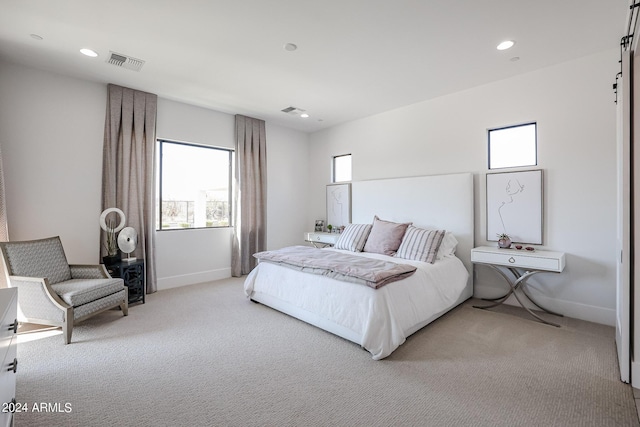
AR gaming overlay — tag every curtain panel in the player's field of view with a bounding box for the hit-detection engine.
[102,84,158,293]
[232,115,267,276]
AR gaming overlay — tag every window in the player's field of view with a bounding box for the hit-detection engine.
[488,122,537,169]
[333,154,352,182]
[157,140,233,230]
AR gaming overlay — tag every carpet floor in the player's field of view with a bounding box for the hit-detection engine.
[13,277,639,426]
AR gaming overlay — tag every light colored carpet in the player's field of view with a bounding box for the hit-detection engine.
[13,277,639,426]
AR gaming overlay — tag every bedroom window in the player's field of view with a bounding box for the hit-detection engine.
[333,154,352,182]
[488,122,537,169]
[156,139,233,230]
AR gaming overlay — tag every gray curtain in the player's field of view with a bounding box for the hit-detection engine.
[0,143,8,288]
[231,115,267,276]
[102,84,158,293]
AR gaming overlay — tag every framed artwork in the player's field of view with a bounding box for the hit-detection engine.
[315,220,324,232]
[326,183,351,230]
[486,169,543,244]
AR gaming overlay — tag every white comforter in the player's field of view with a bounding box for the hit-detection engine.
[244,248,469,359]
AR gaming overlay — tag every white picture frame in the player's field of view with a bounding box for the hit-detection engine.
[326,183,351,230]
[486,169,543,244]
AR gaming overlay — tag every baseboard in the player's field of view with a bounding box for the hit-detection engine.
[631,360,640,388]
[474,285,615,326]
[157,268,232,291]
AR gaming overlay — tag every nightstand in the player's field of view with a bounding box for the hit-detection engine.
[304,232,339,248]
[471,246,566,327]
[106,259,145,304]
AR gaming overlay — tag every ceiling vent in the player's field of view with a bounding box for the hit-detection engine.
[281,106,306,115]
[106,51,145,72]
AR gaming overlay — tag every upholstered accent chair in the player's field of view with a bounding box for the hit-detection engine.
[0,236,128,344]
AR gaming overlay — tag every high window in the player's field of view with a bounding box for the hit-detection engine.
[157,140,233,230]
[488,122,537,169]
[333,154,352,182]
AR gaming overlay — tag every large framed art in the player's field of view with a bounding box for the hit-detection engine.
[486,169,543,244]
[326,183,351,230]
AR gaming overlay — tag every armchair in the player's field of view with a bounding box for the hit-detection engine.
[0,236,128,344]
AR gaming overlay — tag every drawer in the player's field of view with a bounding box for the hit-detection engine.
[472,247,565,272]
[0,290,17,360]
[0,335,17,427]
[304,232,339,245]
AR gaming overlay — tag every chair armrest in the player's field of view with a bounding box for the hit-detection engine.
[69,264,110,279]
[8,275,70,321]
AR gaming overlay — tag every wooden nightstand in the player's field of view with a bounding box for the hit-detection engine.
[471,246,566,327]
[304,232,339,248]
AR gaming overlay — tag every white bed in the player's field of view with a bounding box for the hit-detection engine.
[244,173,474,359]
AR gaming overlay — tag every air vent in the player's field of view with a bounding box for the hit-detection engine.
[281,106,306,115]
[106,51,145,72]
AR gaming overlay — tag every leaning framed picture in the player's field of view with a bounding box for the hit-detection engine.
[486,169,543,244]
[326,183,351,230]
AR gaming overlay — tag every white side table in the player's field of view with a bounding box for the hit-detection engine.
[304,232,339,248]
[471,246,566,327]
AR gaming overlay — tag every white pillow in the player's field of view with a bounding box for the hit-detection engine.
[395,226,446,264]
[334,223,372,252]
[436,232,458,260]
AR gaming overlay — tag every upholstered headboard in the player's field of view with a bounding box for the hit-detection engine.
[351,173,474,294]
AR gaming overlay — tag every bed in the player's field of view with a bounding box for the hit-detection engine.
[244,173,474,359]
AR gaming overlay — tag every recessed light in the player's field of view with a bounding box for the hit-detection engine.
[300,113,309,118]
[510,56,520,62]
[497,40,515,50]
[284,43,297,52]
[80,48,98,57]
[30,34,43,41]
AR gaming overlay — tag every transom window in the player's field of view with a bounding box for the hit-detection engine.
[157,139,233,230]
[333,154,352,182]
[488,122,537,169]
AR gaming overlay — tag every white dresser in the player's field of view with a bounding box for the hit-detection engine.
[0,288,17,427]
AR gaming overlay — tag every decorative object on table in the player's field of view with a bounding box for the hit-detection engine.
[486,169,543,245]
[326,183,351,232]
[497,233,512,249]
[315,220,324,232]
[117,226,138,262]
[99,207,126,265]
[327,224,333,233]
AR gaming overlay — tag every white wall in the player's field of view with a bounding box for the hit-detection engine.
[308,49,619,325]
[0,60,310,290]
[0,62,106,262]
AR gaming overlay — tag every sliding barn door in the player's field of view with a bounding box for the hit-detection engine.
[616,50,631,384]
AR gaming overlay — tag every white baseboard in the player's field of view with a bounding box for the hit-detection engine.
[157,268,232,291]
[631,360,640,388]
[474,285,615,326]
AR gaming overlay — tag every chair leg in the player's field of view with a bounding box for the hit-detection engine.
[63,307,73,344]
[120,300,128,316]
[121,287,128,316]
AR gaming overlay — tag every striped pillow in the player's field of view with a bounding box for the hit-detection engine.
[395,226,446,264]
[334,223,372,252]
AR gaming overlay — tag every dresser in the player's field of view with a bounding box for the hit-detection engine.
[0,288,17,427]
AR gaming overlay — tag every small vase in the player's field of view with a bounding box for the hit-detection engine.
[498,238,512,249]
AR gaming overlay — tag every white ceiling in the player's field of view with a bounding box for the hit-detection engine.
[0,1,629,133]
